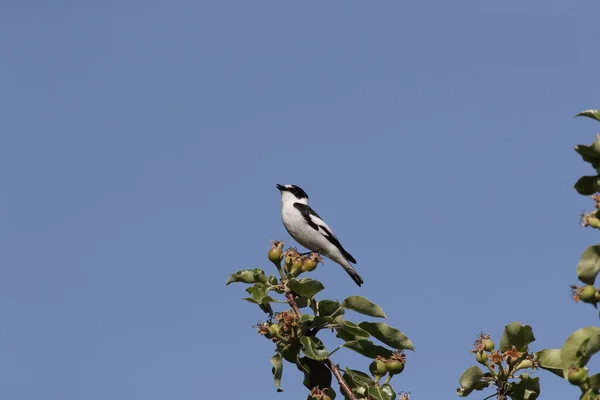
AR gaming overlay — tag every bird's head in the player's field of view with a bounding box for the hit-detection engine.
[276,184,309,205]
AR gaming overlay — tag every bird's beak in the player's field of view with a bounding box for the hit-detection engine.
[276,184,285,191]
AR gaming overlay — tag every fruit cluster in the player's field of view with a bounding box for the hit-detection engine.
[369,351,406,382]
[268,241,323,277]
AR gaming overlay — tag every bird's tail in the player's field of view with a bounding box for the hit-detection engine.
[341,259,364,287]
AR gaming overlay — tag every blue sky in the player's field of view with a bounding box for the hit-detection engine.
[2,1,600,399]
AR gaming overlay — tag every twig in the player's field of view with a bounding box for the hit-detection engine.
[326,359,357,400]
[275,265,285,280]
[284,292,357,400]
[481,393,498,400]
[286,293,302,318]
[328,344,344,357]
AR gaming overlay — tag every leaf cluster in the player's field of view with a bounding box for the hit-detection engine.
[226,242,414,399]
[457,110,600,400]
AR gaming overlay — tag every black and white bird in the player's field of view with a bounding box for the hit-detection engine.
[276,184,364,286]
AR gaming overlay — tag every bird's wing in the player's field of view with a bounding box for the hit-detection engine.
[293,203,357,263]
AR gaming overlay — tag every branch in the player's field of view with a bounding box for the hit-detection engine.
[481,393,498,400]
[285,293,357,400]
[326,358,357,400]
[286,293,302,318]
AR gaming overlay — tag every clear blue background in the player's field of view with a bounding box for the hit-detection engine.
[2,1,600,399]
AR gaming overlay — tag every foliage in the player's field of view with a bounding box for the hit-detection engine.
[227,242,414,400]
[229,109,600,399]
[456,325,540,399]
[456,110,600,400]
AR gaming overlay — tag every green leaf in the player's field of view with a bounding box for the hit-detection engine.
[341,296,387,318]
[296,356,332,390]
[342,369,371,400]
[575,110,600,122]
[581,388,598,400]
[577,245,600,285]
[277,341,301,364]
[456,366,485,397]
[246,283,268,302]
[252,268,268,282]
[380,384,396,400]
[336,329,360,342]
[574,176,600,196]
[342,339,393,358]
[358,322,414,351]
[367,384,396,400]
[499,322,535,352]
[270,353,283,392]
[295,296,310,309]
[575,144,599,159]
[334,316,370,338]
[344,368,374,386]
[318,300,343,317]
[244,283,275,309]
[259,302,274,316]
[242,296,275,305]
[560,326,600,376]
[312,315,333,327]
[366,387,384,400]
[270,286,285,294]
[300,336,329,361]
[287,278,325,297]
[574,135,600,172]
[226,270,256,285]
[299,314,316,331]
[225,268,268,285]
[366,386,385,400]
[509,376,539,400]
[534,348,564,378]
[589,373,600,389]
[322,388,337,400]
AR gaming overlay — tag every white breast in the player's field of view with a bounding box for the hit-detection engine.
[281,203,329,252]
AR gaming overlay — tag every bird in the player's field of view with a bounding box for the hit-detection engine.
[276,184,364,286]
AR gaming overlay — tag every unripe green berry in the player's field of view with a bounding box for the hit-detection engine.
[581,285,597,303]
[302,258,318,272]
[588,217,600,229]
[515,359,532,371]
[385,359,405,375]
[265,324,280,339]
[475,350,488,365]
[484,339,495,352]
[567,367,588,386]
[369,359,387,377]
[268,246,283,265]
[290,258,303,275]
